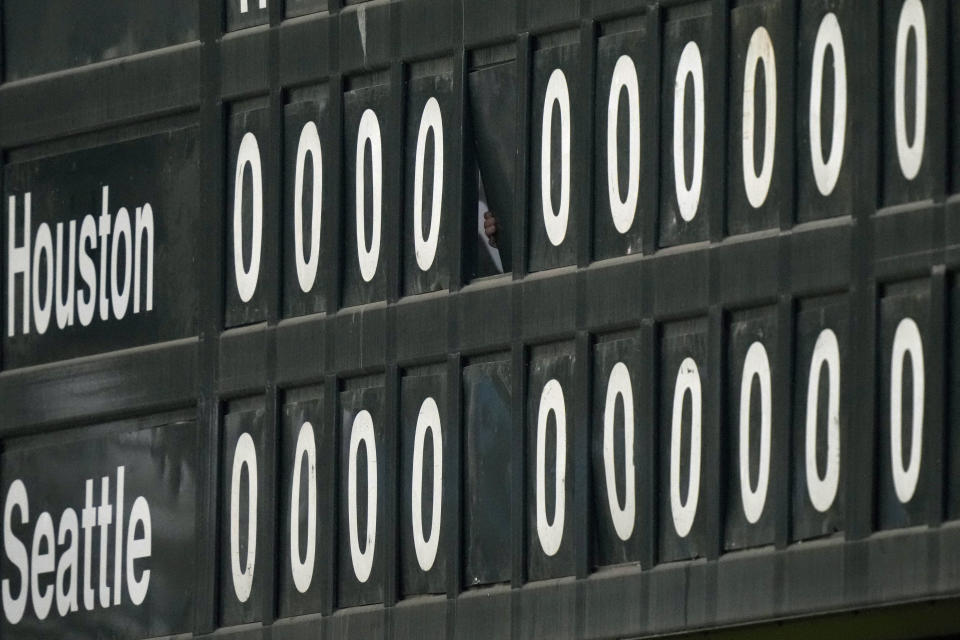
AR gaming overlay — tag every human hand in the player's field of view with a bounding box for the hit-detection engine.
[483,211,499,248]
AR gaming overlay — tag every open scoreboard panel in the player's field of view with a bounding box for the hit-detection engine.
[1,0,960,638]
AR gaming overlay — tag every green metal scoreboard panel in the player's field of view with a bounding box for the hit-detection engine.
[0,0,959,638]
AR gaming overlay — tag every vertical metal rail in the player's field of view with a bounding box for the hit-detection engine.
[195,0,226,635]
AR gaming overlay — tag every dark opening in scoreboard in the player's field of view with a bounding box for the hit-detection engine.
[1,1,960,639]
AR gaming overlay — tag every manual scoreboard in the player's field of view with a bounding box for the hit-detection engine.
[1,0,959,638]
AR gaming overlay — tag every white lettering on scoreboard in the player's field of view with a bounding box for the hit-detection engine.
[233,132,264,303]
[536,379,567,557]
[738,342,772,524]
[290,421,318,593]
[741,26,777,209]
[540,69,572,247]
[2,468,152,623]
[413,99,444,272]
[229,432,258,603]
[894,0,927,181]
[809,13,847,197]
[411,397,443,572]
[670,357,703,538]
[7,187,155,336]
[606,56,641,234]
[346,410,378,584]
[355,110,384,284]
[294,123,323,294]
[890,318,924,504]
[603,362,636,541]
[673,41,705,222]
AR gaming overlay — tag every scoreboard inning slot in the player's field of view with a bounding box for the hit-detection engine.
[0,0,958,639]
